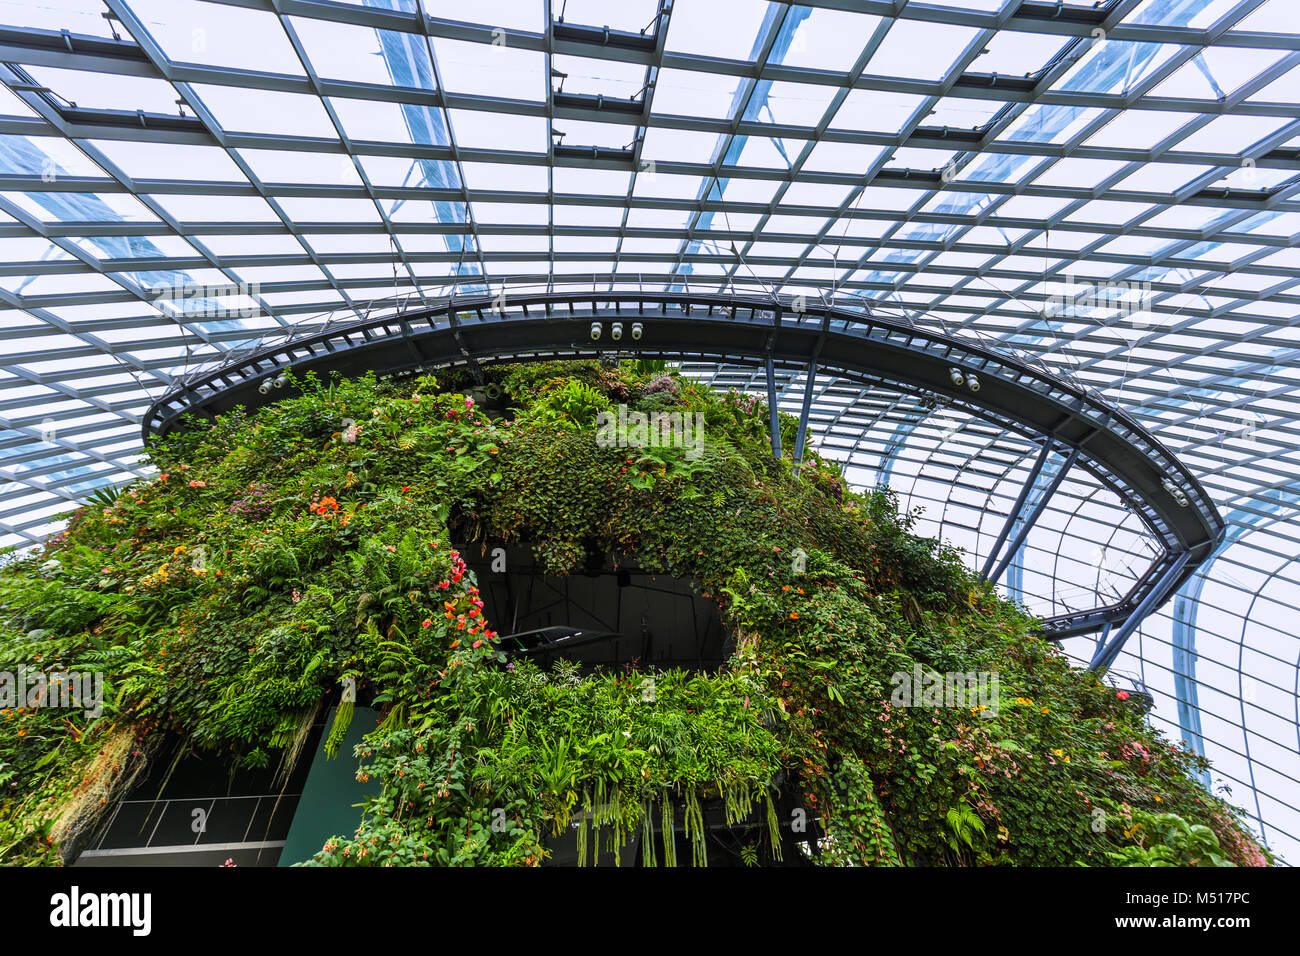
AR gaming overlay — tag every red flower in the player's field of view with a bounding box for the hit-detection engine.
[421,619,432,628]
[1117,690,1130,700]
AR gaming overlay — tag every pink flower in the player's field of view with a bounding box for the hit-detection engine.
[422,619,432,628]
[465,396,474,409]
[1117,690,1130,700]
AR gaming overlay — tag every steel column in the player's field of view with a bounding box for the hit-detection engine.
[1089,551,1193,671]
[987,444,1080,586]
[980,440,1055,580]
[793,357,817,470]
[765,354,782,459]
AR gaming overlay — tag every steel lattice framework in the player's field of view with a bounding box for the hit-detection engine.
[0,0,1297,858]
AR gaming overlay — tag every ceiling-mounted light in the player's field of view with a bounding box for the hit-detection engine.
[631,321,643,340]
[966,373,980,393]
[273,374,288,389]
[949,368,965,387]
[1162,477,1190,507]
[258,378,273,395]
[611,322,623,341]
[590,322,602,341]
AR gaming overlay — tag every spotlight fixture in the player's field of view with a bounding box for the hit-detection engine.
[273,374,288,389]
[611,322,623,341]
[590,322,602,341]
[631,321,643,340]
[1162,477,1190,507]
[258,378,273,395]
[949,367,965,387]
[966,373,980,393]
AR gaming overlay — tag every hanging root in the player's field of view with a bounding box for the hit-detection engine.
[684,788,707,867]
[272,700,322,790]
[765,789,783,862]
[661,794,676,867]
[641,798,657,868]
[323,698,354,759]
[48,723,150,864]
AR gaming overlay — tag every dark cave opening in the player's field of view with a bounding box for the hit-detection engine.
[457,542,729,673]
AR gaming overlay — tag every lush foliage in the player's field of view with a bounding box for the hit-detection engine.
[0,361,1270,866]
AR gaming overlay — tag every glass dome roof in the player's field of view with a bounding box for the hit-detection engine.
[0,0,1297,861]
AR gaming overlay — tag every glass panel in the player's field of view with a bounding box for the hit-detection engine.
[129,0,307,74]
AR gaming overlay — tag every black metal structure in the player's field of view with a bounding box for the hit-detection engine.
[142,289,1225,650]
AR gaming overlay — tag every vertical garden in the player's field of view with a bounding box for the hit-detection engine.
[0,361,1270,866]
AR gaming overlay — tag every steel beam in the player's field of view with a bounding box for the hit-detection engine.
[765,354,782,459]
[987,444,1080,586]
[1089,551,1193,672]
[980,439,1055,580]
[793,358,818,471]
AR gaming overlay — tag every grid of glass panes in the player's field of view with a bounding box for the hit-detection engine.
[1,0,1298,861]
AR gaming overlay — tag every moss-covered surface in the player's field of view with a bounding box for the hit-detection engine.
[0,361,1270,866]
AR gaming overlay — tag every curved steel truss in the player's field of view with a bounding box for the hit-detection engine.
[143,289,1225,647]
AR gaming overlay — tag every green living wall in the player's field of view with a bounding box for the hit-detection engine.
[0,361,1271,866]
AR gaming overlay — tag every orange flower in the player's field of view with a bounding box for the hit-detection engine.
[789,612,799,620]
